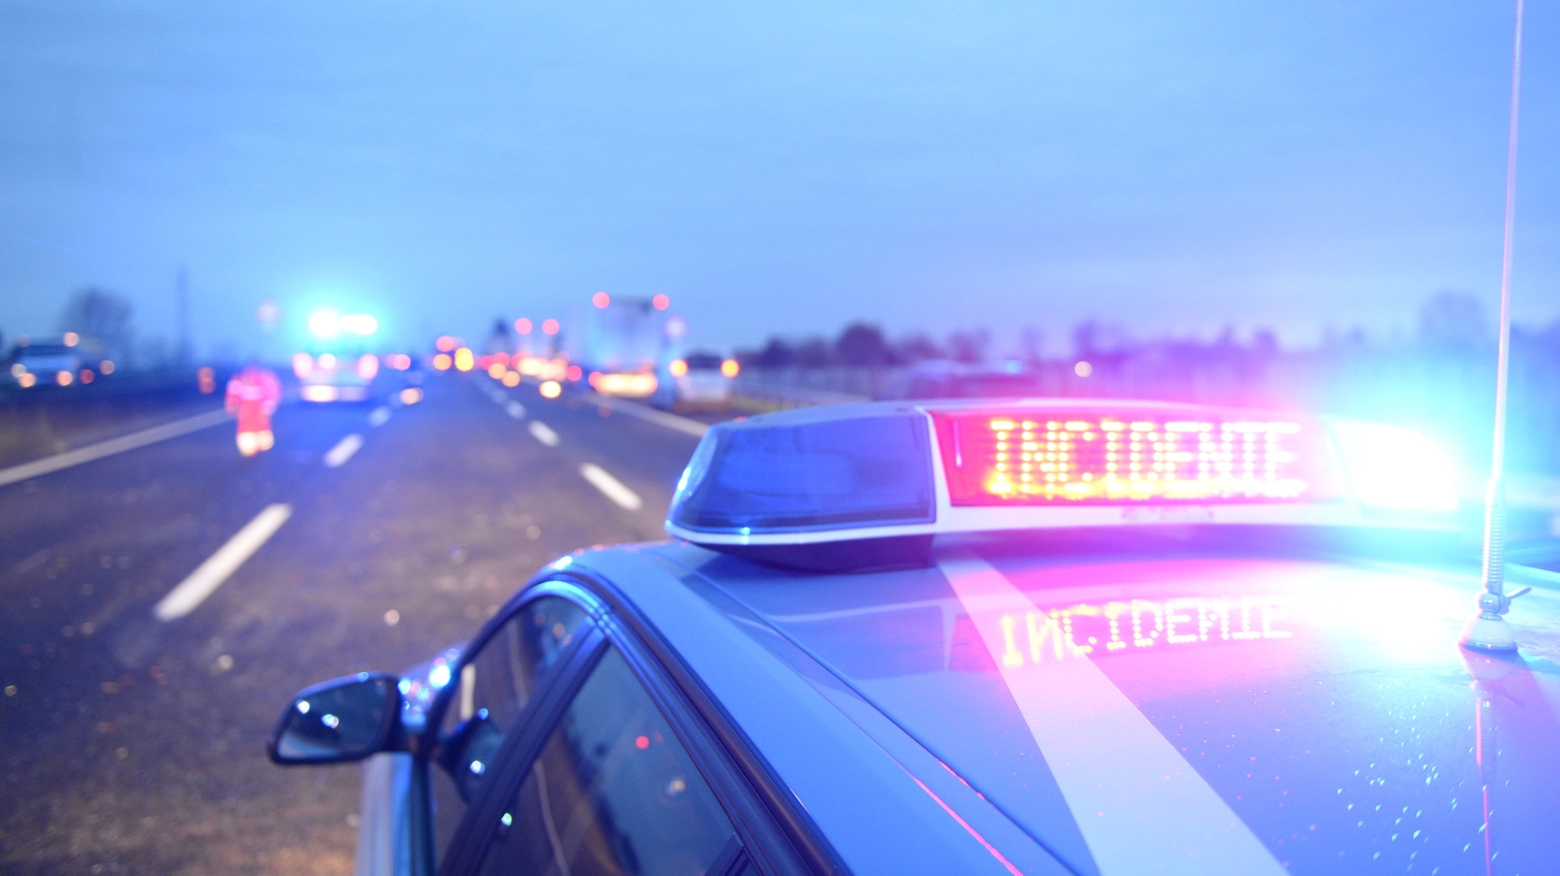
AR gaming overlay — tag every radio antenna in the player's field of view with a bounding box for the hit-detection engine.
[1461,0,1532,652]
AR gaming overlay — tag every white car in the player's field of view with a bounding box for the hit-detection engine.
[654,351,738,410]
[267,399,1560,876]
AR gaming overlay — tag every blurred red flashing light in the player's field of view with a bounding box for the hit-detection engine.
[515,318,532,334]
[592,292,610,308]
[652,294,670,310]
[932,411,1321,505]
[542,319,560,336]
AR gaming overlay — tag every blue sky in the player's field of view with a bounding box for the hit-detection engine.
[2,0,1557,357]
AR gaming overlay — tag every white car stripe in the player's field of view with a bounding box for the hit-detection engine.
[938,549,1284,876]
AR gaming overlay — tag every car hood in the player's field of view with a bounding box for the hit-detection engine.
[700,544,1560,875]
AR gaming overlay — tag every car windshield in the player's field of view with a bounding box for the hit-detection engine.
[4,3,1558,874]
[683,353,725,370]
[19,345,74,358]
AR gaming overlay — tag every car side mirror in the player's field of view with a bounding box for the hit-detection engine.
[268,672,401,765]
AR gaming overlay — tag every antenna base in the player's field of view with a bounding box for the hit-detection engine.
[1459,613,1518,652]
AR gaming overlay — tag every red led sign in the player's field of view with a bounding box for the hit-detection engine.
[932,410,1332,506]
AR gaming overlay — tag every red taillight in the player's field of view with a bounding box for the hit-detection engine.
[930,409,1331,506]
[293,353,314,377]
[357,354,379,380]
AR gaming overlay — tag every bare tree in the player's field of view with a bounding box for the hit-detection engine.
[57,287,134,363]
[1418,290,1489,351]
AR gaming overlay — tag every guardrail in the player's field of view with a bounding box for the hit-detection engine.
[730,380,867,412]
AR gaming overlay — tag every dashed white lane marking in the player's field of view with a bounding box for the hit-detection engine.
[528,421,560,447]
[153,504,293,621]
[584,393,708,437]
[0,408,231,488]
[506,401,526,420]
[324,434,364,467]
[937,550,1285,876]
[579,463,643,511]
[369,406,391,426]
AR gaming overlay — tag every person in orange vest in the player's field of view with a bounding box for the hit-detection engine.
[226,362,281,457]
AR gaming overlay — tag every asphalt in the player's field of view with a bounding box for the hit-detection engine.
[0,373,709,874]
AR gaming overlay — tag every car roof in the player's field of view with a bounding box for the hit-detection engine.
[565,531,1560,875]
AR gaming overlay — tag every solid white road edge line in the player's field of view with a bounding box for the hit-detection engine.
[153,504,293,621]
[0,408,231,488]
[584,392,708,437]
[324,434,364,467]
[938,550,1285,876]
[506,401,526,419]
[579,463,643,511]
[369,406,392,426]
[528,421,560,447]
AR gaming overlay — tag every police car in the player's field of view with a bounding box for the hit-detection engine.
[268,399,1560,876]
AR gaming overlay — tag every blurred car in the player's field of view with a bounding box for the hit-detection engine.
[652,350,738,410]
[293,350,381,402]
[268,399,1560,876]
[4,333,110,388]
[878,359,1041,400]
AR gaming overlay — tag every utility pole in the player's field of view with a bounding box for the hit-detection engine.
[175,266,192,366]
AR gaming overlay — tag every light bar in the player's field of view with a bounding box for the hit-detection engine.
[664,401,1456,550]
[931,410,1335,506]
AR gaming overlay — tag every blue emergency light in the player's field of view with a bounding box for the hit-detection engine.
[664,400,1463,553]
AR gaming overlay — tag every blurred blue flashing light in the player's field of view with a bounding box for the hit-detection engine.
[669,410,936,536]
[309,310,378,338]
[1324,419,1460,512]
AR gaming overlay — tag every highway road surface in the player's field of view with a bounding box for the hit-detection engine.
[0,373,715,874]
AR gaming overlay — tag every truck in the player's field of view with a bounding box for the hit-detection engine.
[570,294,668,398]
